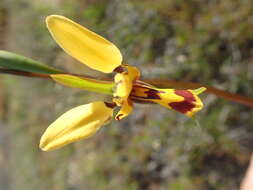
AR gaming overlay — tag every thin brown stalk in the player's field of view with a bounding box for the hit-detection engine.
[0,68,51,78]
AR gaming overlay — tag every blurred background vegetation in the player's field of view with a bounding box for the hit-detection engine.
[0,0,253,189]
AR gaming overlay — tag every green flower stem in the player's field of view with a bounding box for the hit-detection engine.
[51,74,114,95]
[0,68,52,78]
[0,68,114,95]
[77,78,114,95]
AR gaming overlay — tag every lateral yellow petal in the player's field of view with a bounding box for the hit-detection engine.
[40,101,113,151]
[46,15,122,73]
[123,65,140,81]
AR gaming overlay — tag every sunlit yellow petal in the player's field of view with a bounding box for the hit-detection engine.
[46,15,122,73]
[114,73,131,105]
[40,101,113,151]
[115,100,133,121]
[123,65,140,81]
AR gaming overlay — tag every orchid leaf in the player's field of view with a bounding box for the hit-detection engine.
[0,50,62,74]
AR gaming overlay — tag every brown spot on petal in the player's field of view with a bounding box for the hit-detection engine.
[130,96,155,104]
[175,90,195,102]
[116,114,123,121]
[169,90,196,114]
[169,100,195,114]
[113,66,125,73]
[144,89,163,100]
[104,102,117,109]
[131,85,164,100]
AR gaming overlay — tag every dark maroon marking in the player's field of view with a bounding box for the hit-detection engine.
[113,66,126,73]
[104,102,117,109]
[131,85,165,100]
[133,81,154,88]
[132,84,154,90]
[144,89,162,99]
[130,92,161,100]
[175,90,196,102]
[169,100,195,114]
[130,96,155,104]
[169,90,196,114]
[116,114,123,121]
[132,84,165,93]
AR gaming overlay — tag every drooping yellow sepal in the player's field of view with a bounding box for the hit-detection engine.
[40,101,113,151]
[46,15,122,73]
[115,100,133,121]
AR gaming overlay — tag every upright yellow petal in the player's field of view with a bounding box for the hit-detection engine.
[46,15,122,73]
[40,101,113,151]
[113,65,140,105]
[114,73,132,105]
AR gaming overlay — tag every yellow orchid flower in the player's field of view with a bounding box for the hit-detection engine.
[40,15,206,151]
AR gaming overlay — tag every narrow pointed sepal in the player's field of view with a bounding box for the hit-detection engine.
[46,15,122,73]
[192,87,206,95]
[40,101,113,151]
[115,100,133,121]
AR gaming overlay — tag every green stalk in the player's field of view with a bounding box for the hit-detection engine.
[51,74,114,95]
[0,68,114,95]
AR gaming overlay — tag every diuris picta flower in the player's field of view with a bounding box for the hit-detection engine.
[40,15,206,151]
